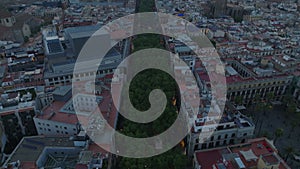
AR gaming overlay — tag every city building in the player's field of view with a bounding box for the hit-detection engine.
[43,47,121,87]
[34,79,117,137]
[0,11,43,43]
[33,85,80,136]
[1,69,45,90]
[42,23,124,87]
[5,46,44,72]
[0,9,16,27]
[2,135,111,169]
[163,18,255,157]
[64,24,110,56]
[193,138,290,169]
[211,0,228,18]
[187,101,255,156]
[226,3,244,22]
[42,27,65,64]
[0,87,38,154]
[1,46,45,89]
[195,58,293,105]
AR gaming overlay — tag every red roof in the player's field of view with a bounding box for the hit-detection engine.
[195,148,234,169]
[37,83,117,127]
[75,164,88,169]
[37,101,87,125]
[195,138,290,169]
[231,139,274,168]
[20,161,37,169]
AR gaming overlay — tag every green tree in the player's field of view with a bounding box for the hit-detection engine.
[253,93,261,104]
[24,36,29,43]
[274,128,284,144]
[284,146,295,161]
[283,94,294,107]
[261,131,270,139]
[234,95,243,106]
[287,102,297,115]
[116,0,189,168]
[265,92,274,102]
[288,120,298,138]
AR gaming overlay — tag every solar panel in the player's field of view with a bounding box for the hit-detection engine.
[47,39,63,54]
[23,144,38,150]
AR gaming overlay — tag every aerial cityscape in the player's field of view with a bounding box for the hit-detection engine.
[0,0,299,168]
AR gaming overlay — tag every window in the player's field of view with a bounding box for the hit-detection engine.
[48,129,51,131]
[57,130,59,133]
[6,18,9,23]
[208,142,214,148]
[55,125,58,128]
[38,122,41,125]
[46,124,50,126]
[194,145,198,151]
[64,127,67,130]
[65,132,68,134]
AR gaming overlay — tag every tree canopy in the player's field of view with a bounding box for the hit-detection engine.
[115,0,188,168]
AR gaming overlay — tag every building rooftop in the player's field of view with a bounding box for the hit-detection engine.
[46,39,64,54]
[44,47,121,79]
[52,85,72,97]
[6,136,75,166]
[64,24,104,39]
[37,81,117,129]
[195,138,290,169]
[0,9,12,18]
[195,148,234,169]
[4,135,111,169]
[37,101,79,124]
